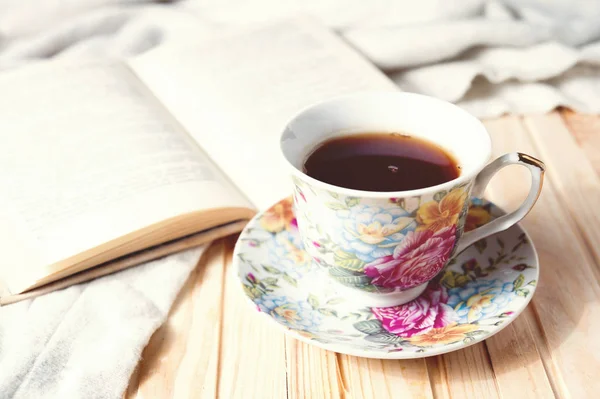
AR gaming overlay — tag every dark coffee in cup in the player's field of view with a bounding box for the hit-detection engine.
[303,132,460,191]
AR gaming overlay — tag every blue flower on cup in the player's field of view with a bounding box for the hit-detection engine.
[267,229,313,280]
[335,204,415,263]
[447,279,516,323]
[255,295,321,331]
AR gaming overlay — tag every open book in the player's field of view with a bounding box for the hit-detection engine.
[0,18,396,305]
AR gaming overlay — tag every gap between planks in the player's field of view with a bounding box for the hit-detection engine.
[214,238,233,397]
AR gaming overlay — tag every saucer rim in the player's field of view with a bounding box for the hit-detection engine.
[232,198,539,360]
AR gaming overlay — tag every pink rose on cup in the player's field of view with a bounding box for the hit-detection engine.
[371,284,457,337]
[364,226,456,289]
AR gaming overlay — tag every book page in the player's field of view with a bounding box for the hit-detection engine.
[130,18,397,209]
[0,61,251,276]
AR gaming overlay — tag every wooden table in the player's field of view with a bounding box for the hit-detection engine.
[126,111,600,398]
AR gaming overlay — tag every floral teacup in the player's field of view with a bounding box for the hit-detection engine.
[280,92,545,307]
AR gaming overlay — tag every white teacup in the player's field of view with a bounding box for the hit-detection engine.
[280,92,544,308]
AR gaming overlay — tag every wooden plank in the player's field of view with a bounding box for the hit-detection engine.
[285,339,343,399]
[483,116,600,398]
[524,112,600,272]
[485,316,555,398]
[519,306,563,396]
[561,111,600,176]
[479,117,556,399]
[426,344,499,399]
[336,356,433,399]
[125,240,226,399]
[217,236,288,399]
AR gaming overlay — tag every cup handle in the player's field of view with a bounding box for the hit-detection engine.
[454,152,545,254]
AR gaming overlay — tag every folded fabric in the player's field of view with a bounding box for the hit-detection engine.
[1,0,600,117]
[0,247,203,398]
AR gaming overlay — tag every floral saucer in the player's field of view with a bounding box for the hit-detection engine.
[233,197,538,359]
